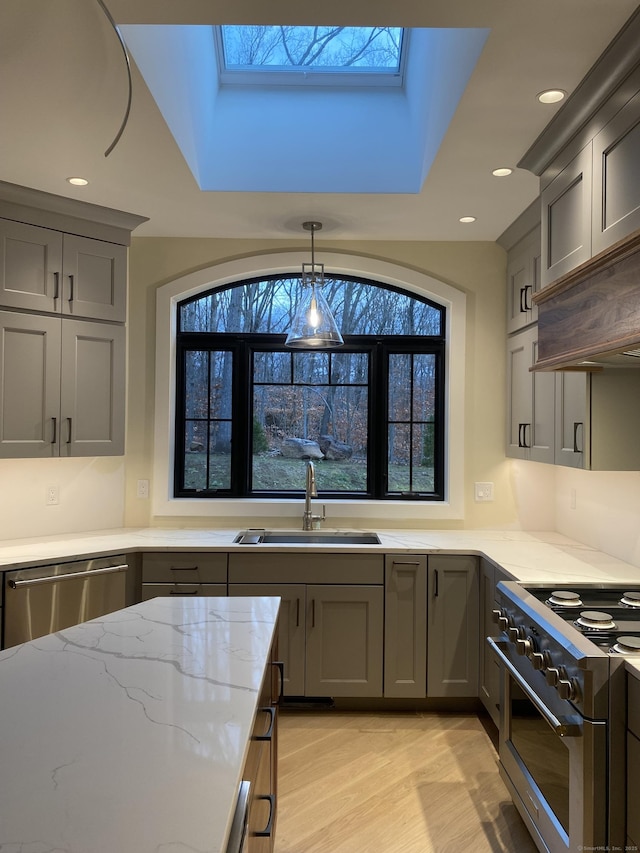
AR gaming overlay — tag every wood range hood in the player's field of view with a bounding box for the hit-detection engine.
[532,226,640,371]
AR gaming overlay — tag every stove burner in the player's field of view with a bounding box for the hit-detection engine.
[547,590,584,607]
[575,610,617,630]
[612,635,640,654]
[621,591,640,608]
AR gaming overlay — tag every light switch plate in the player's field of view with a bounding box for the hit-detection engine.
[474,482,494,502]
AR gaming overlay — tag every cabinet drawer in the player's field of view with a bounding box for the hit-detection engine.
[629,672,640,739]
[142,552,227,583]
[141,583,226,600]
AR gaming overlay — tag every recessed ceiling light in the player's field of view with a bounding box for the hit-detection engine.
[492,167,513,177]
[459,216,476,224]
[537,89,566,104]
[67,176,89,186]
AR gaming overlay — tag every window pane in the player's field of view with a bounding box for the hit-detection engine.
[185,352,209,418]
[183,421,208,490]
[254,351,291,384]
[412,354,436,421]
[388,354,411,422]
[330,351,368,384]
[208,423,231,489]
[293,351,329,385]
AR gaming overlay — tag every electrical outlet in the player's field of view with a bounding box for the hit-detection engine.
[474,482,494,502]
[136,479,150,499]
[46,484,59,506]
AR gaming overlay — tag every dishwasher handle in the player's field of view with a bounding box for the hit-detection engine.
[8,564,128,589]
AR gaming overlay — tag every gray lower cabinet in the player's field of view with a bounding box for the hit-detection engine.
[627,671,640,848]
[141,552,228,600]
[0,218,127,322]
[0,310,125,457]
[231,581,383,698]
[383,555,427,698]
[229,583,306,696]
[228,553,384,698]
[427,555,479,698]
[305,584,383,698]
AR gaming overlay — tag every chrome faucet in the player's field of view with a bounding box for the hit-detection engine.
[303,460,326,531]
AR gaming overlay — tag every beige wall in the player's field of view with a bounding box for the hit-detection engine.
[124,235,522,530]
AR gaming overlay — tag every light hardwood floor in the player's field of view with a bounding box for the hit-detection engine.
[275,711,538,853]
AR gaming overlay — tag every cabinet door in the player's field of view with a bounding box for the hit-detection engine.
[0,310,61,457]
[384,555,427,698]
[0,219,62,313]
[62,235,127,322]
[305,584,383,698]
[427,555,479,697]
[60,319,125,456]
[555,371,587,468]
[592,90,640,255]
[506,226,541,333]
[229,583,306,697]
[541,144,592,286]
[506,327,555,462]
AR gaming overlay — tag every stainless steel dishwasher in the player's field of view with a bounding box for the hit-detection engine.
[3,555,128,648]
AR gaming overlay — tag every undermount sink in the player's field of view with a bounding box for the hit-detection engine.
[234,530,381,545]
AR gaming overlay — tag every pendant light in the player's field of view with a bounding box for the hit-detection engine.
[285,221,344,348]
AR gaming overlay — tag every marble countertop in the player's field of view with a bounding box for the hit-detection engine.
[0,595,280,853]
[0,526,640,585]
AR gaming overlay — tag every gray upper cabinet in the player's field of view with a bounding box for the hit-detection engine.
[61,320,125,456]
[62,235,127,322]
[554,370,587,469]
[592,89,640,255]
[0,220,62,314]
[427,555,479,698]
[0,310,61,457]
[506,326,555,463]
[0,219,127,323]
[506,226,541,333]
[0,311,125,457]
[541,144,593,287]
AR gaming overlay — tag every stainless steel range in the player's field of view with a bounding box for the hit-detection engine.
[490,580,640,853]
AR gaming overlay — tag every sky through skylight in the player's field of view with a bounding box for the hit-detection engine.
[219,26,404,73]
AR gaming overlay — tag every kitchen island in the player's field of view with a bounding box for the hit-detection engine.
[0,595,280,853]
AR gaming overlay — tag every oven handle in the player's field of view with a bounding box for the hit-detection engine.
[7,564,128,589]
[487,637,582,737]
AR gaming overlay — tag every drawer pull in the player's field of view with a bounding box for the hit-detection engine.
[169,589,198,595]
[255,794,275,838]
[273,661,285,702]
[171,565,199,572]
[256,706,276,741]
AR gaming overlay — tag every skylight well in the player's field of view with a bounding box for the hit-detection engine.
[215,25,406,87]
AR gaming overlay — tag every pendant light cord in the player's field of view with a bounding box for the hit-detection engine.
[94,0,133,157]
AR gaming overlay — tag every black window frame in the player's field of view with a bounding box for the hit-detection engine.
[174,275,446,502]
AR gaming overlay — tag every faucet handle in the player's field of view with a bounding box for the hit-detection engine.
[310,505,326,530]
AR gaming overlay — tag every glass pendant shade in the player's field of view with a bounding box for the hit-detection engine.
[285,221,344,348]
[285,270,344,348]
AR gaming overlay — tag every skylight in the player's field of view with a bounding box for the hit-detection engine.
[216,26,406,86]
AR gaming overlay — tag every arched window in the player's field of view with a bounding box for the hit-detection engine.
[175,274,446,501]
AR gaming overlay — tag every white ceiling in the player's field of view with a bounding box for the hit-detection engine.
[1,0,639,241]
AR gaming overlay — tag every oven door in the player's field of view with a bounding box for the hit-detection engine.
[489,639,607,853]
